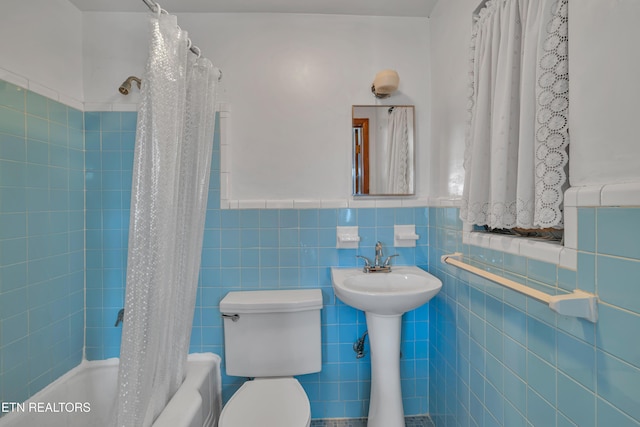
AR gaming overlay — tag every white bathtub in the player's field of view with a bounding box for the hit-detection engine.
[0,353,221,427]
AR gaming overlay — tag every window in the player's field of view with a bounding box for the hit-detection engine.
[460,0,570,232]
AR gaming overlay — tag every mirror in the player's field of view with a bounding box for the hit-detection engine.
[352,105,415,196]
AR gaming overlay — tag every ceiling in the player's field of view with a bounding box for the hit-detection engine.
[68,0,439,17]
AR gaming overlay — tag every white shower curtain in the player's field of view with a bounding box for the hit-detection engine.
[114,11,218,427]
[383,107,410,194]
[460,0,569,229]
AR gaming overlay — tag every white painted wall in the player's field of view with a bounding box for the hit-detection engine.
[428,0,478,200]
[4,0,637,202]
[82,12,147,109]
[0,0,83,102]
[429,0,640,200]
[568,0,640,187]
[82,12,431,202]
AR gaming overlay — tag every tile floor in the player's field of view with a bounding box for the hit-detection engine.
[310,415,435,427]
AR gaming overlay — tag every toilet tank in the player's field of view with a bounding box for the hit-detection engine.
[220,289,323,378]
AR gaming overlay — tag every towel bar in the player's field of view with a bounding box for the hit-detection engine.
[441,253,598,323]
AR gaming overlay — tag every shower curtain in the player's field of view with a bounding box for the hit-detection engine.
[460,0,569,229]
[114,11,218,427]
[383,107,410,194]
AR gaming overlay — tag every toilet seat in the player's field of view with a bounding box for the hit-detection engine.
[219,377,311,427]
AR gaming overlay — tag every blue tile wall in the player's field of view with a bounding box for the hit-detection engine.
[6,79,637,425]
[84,111,136,360]
[84,111,431,419]
[0,81,84,404]
[428,207,640,427]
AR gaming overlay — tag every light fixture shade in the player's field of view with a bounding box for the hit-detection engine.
[372,70,400,97]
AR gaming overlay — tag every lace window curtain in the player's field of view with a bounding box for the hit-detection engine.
[460,0,569,229]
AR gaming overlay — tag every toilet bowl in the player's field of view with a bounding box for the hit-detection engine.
[218,289,322,427]
[219,378,310,427]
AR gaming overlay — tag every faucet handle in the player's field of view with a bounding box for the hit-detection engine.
[383,254,399,267]
[114,308,125,327]
[356,255,372,267]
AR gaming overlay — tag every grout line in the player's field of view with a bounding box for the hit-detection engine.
[310,415,435,427]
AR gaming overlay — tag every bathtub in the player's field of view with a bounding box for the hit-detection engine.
[0,353,221,427]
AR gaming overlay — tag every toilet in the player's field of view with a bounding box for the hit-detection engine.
[218,289,323,427]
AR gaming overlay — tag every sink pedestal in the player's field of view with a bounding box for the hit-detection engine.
[330,266,442,427]
[366,312,404,427]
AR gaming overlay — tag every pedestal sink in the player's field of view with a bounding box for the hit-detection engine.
[331,266,442,427]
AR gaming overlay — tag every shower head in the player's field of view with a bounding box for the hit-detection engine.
[119,76,141,95]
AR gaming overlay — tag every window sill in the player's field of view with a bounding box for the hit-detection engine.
[462,227,575,270]
[460,182,640,271]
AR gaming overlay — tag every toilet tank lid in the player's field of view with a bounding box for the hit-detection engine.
[220,289,323,314]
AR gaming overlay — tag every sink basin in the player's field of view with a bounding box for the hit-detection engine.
[331,266,442,316]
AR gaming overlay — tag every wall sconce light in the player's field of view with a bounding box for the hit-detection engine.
[371,69,400,99]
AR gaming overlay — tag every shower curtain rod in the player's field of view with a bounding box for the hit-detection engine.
[140,0,223,80]
[141,0,200,57]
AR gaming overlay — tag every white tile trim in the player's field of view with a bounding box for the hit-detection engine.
[1,67,84,110]
[463,231,566,267]
[600,182,640,206]
[237,200,266,209]
[577,185,603,207]
[28,81,59,101]
[58,95,84,112]
[563,207,578,250]
[563,183,640,208]
[219,197,439,209]
[219,173,230,201]
[265,200,295,209]
[83,102,114,112]
[294,200,323,209]
[0,68,28,89]
[564,187,578,207]
[110,103,139,112]
[402,198,431,207]
[320,200,349,208]
[82,100,229,113]
[373,199,405,208]
[219,196,434,210]
[488,234,521,253]
[461,183,640,270]
[559,248,577,270]
[519,239,562,264]
[218,103,232,208]
[347,199,377,208]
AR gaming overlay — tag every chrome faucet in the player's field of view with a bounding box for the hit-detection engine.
[356,241,399,273]
[374,241,383,267]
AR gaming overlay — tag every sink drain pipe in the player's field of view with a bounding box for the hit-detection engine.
[353,330,368,359]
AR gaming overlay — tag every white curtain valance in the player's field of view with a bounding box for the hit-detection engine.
[460,0,569,229]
